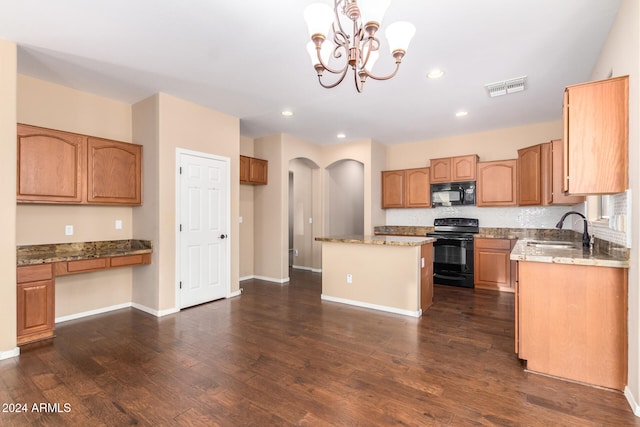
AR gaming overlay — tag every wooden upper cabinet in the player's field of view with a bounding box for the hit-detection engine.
[517,144,545,206]
[551,139,584,205]
[17,124,85,203]
[240,155,268,185]
[381,170,405,208]
[405,168,430,208]
[429,158,451,183]
[430,155,478,183]
[17,124,143,205]
[87,137,142,205]
[563,76,629,194]
[477,160,517,207]
[382,168,430,208]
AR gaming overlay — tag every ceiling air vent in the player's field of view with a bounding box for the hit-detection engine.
[485,76,527,98]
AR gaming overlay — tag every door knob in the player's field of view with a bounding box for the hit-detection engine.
[219,234,228,239]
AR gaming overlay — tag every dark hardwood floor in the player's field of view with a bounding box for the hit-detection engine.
[1,269,638,426]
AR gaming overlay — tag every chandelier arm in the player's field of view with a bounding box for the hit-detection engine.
[314,42,350,75]
[354,67,364,93]
[362,61,401,81]
[318,65,350,89]
[359,35,381,72]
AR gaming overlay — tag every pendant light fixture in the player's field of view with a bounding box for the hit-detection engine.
[304,0,415,92]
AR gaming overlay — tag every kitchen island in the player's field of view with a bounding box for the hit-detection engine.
[315,235,435,317]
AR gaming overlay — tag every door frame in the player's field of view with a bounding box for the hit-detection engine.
[175,148,231,310]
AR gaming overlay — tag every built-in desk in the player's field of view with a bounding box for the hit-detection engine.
[16,240,152,346]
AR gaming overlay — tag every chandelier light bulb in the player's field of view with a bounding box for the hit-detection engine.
[358,0,392,27]
[303,3,334,39]
[306,40,333,67]
[385,21,416,55]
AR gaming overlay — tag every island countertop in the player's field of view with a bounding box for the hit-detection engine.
[315,235,435,247]
[510,239,629,268]
[17,239,153,266]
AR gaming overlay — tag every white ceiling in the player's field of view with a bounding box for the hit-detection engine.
[0,0,621,146]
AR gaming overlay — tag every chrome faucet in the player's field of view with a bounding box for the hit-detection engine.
[555,211,591,248]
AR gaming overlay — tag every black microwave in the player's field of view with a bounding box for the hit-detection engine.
[431,181,476,206]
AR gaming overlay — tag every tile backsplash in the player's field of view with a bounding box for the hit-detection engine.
[386,205,583,229]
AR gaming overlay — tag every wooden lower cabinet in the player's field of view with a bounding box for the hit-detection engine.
[17,264,55,345]
[474,238,516,292]
[517,261,628,390]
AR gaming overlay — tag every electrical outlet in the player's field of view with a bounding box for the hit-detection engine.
[294,249,299,257]
[65,225,74,236]
[346,273,353,283]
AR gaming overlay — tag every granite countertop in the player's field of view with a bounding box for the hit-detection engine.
[17,239,153,266]
[315,235,435,247]
[510,238,629,268]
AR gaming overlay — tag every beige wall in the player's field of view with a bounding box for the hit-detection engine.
[154,93,241,310]
[321,242,421,314]
[239,136,255,279]
[386,120,563,170]
[0,40,17,356]
[591,0,640,413]
[16,75,135,318]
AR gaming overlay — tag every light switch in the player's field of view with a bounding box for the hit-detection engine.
[65,225,74,236]
[115,220,123,230]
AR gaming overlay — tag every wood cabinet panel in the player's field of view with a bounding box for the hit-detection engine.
[382,168,430,208]
[517,145,543,206]
[420,243,434,311]
[429,158,451,183]
[381,170,405,208]
[474,238,515,292]
[517,261,627,390]
[551,139,584,204]
[476,160,517,207]
[16,264,55,345]
[240,155,268,185]
[430,155,478,183]
[405,168,430,208]
[110,253,151,267]
[17,124,85,203]
[66,258,109,273]
[87,137,142,205]
[17,124,143,205]
[563,76,628,194]
[451,155,478,181]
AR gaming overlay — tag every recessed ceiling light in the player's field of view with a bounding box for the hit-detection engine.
[455,111,468,117]
[427,69,444,79]
[337,133,346,139]
[281,110,293,117]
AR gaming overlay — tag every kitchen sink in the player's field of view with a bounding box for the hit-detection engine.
[526,240,578,249]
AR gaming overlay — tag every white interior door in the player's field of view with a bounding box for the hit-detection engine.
[177,151,229,309]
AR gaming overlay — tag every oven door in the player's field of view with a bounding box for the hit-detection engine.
[431,237,474,287]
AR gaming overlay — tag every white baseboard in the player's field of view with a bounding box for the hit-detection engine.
[252,275,290,283]
[55,302,133,323]
[320,294,422,318]
[239,275,254,281]
[132,303,179,317]
[228,289,242,298]
[0,347,20,360]
[291,265,322,273]
[624,386,640,417]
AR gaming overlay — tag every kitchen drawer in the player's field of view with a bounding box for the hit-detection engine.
[475,238,512,250]
[17,264,53,283]
[65,258,109,273]
[110,253,151,267]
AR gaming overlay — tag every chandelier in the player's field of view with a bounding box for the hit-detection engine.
[303,0,416,92]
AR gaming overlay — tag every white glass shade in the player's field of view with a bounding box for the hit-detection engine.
[303,3,334,38]
[306,40,333,66]
[363,50,379,73]
[384,21,416,53]
[359,0,391,25]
